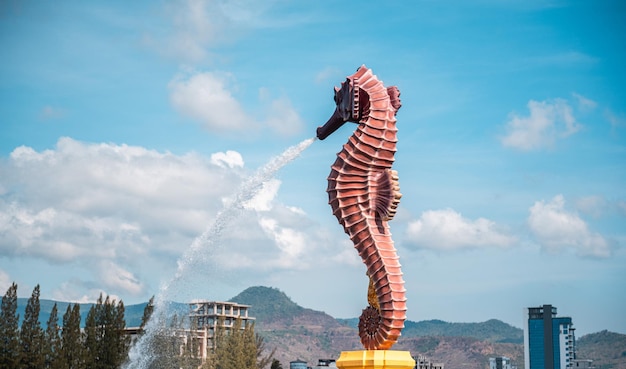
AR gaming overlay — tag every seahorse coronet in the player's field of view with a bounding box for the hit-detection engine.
[322,65,406,350]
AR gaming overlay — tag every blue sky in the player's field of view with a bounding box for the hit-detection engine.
[1,0,625,336]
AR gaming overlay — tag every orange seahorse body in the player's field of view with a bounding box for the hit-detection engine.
[316,65,405,350]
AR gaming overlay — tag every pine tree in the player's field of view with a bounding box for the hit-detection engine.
[242,321,257,369]
[254,327,275,369]
[43,303,62,369]
[216,318,249,369]
[83,299,99,367]
[84,293,130,369]
[113,299,130,367]
[138,296,154,335]
[99,295,115,369]
[61,304,84,369]
[19,284,45,369]
[0,282,20,369]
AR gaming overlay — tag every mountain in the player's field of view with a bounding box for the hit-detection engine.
[16,298,150,328]
[338,317,524,344]
[229,286,625,369]
[231,286,525,368]
[576,330,626,369]
[229,286,359,364]
[10,286,626,369]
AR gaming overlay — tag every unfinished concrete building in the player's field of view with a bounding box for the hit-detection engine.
[187,300,255,361]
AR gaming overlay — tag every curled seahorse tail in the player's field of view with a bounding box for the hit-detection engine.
[357,219,406,350]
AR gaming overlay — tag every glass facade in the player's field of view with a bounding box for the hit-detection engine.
[525,305,575,369]
[528,319,547,369]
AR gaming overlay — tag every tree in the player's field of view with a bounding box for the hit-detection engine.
[19,284,45,369]
[84,294,131,369]
[0,282,20,369]
[113,299,130,367]
[138,296,155,335]
[216,318,243,369]
[242,321,257,369]
[61,304,84,369]
[270,359,283,369]
[254,329,275,369]
[83,297,100,367]
[43,303,62,369]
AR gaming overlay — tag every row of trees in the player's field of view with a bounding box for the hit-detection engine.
[0,283,130,369]
[0,283,276,369]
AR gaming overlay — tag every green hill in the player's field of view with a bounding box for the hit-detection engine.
[403,318,524,343]
[576,330,626,369]
[229,286,305,323]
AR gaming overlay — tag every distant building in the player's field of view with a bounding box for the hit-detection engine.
[314,359,336,368]
[490,356,513,369]
[187,300,255,360]
[414,355,444,369]
[571,360,595,369]
[123,300,256,364]
[523,304,575,369]
[290,359,308,369]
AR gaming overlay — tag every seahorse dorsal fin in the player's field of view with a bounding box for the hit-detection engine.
[372,169,402,222]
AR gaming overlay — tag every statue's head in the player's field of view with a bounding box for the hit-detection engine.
[316,77,362,140]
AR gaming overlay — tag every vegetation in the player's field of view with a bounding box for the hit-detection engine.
[270,359,283,369]
[5,284,625,369]
[2,283,274,369]
[576,330,626,369]
[230,286,304,323]
[0,282,20,368]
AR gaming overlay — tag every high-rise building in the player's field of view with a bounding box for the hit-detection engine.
[523,304,576,369]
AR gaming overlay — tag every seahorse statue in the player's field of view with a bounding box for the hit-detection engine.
[316,65,405,350]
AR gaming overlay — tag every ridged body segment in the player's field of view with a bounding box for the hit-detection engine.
[325,66,406,350]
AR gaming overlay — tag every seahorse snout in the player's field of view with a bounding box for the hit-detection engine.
[317,107,346,140]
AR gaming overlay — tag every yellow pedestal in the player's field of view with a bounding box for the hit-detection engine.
[336,350,416,369]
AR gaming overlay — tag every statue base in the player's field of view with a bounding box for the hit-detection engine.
[336,350,416,369]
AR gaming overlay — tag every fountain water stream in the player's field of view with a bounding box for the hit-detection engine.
[124,137,316,369]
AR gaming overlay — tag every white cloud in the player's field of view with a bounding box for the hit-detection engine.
[0,269,11,293]
[572,93,597,112]
[264,96,306,137]
[0,137,247,298]
[0,137,341,301]
[258,217,307,268]
[51,281,111,304]
[154,0,248,64]
[500,98,582,150]
[169,71,254,133]
[528,195,611,258]
[153,0,306,64]
[169,70,305,136]
[211,150,244,169]
[97,260,144,296]
[574,195,606,218]
[405,208,515,250]
[243,178,280,212]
